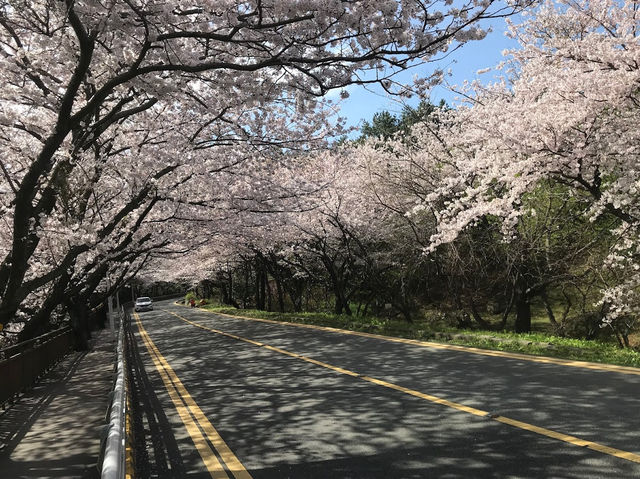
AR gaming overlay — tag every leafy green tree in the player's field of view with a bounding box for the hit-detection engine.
[399,99,448,133]
[358,100,448,142]
[360,111,401,140]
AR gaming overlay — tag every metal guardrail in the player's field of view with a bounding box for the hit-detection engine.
[0,327,74,407]
[100,308,129,479]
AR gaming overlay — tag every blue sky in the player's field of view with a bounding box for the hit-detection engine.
[334,17,520,132]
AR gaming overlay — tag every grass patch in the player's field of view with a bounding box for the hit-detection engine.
[200,304,640,369]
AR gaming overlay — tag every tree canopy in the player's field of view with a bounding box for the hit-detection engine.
[3,0,638,350]
[0,0,525,345]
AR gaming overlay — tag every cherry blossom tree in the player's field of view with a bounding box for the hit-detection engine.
[402,0,640,338]
[0,0,530,341]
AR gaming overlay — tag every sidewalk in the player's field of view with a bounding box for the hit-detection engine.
[0,328,117,479]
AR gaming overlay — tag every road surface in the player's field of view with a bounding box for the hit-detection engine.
[127,299,640,478]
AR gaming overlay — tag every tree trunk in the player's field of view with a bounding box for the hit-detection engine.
[95,304,107,329]
[69,301,90,351]
[243,265,249,309]
[287,282,303,312]
[334,294,344,315]
[469,298,489,328]
[220,283,229,304]
[398,303,413,322]
[343,296,352,316]
[541,289,557,326]
[219,283,239,308]
[333,289,352,315]
[561,290,572,322]
[275,277,285,313]
[497,288,515,331]
[514,294,532,333]
[255,258,265,310]
[266,279,273,312]
[227,270,234,304]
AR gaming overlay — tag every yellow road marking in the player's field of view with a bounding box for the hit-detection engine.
[186,306,640,376]
[493,417,640,463]
[360,376,488,417]
[168,310,640,465]
[135,313,229,478]
[134,313,252,479]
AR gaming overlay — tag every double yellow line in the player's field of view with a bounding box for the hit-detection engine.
[133,312,252,479]
[168,310,640,465]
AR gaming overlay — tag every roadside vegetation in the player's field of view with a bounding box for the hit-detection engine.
[179,82,640,368]
[187,299,640,369]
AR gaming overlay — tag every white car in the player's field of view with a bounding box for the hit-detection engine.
[135,297,153,312]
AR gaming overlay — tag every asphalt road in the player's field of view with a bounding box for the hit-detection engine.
[127,299,640,478]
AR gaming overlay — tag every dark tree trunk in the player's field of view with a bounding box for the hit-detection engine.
[261,251,287,313]
[333,290,352,316]
[199,279,214,300]
[227,270,233,303]
[266,279,273,312]
[541,289,557,326]
[219,283,239,308]
[255,258,266,310]
[243,264,249,309]
[561,290,572,322]
[69,301,90,351]
[514,293,532,333]
[220,283,229,304]
[469,299,489,328]
[95,304,107,329]
[334,294,344,315]
[398,303,413,323]
[498,288,515,331]
[288,285,302,312]
[319,253,351,316]
[275,277,285,313]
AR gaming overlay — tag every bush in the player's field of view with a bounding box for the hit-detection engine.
[558,312,605,340]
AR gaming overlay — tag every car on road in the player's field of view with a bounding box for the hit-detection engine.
[135,297,153,312]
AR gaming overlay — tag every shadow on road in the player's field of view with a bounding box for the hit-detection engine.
[131,306,640,478]
[126,322,193,478]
